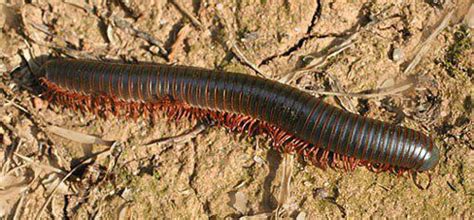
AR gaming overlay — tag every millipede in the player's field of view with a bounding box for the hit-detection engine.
[40,58,439,177]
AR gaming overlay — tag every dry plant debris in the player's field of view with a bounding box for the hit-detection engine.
[0,0,472,218]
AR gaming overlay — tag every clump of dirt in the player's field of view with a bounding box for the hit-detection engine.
[0,0,472,218]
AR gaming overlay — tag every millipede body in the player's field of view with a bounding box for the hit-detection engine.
[41,59,439,172]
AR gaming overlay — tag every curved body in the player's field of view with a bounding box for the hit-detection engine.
[42,59,439,171]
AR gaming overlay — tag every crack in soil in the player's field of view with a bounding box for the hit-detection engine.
[258,0,322,66]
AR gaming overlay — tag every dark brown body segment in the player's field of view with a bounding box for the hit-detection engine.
[42,59,439,171]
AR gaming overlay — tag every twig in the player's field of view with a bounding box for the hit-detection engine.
[30,22,53,36]
[231,42,268,78]
[6,163,30,176]
[144,123,207,147]
[34,164,82,219]
[274,153,294,218]
[170,0,266,79]
[46,125,115,146]
[63,0,94,13]
[2,99,30,114]
[403,9,454,75]
[169,0,204,30]
[13,194,26,220]
[2,139,22,175]
[214,11,269,78]
[63,0,169,57]
[14,153,68,175]
[279,35,356,84]
[327,75,357,113]
[168,24,193,61]
[112,16,168,57]
[280,6,393,84]
[307,79,414,98]
[47,44,98,59]
[34,147,114,219]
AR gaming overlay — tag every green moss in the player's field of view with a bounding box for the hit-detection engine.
[220,61,249,73]
[117,168,138,186]
[152,169,161,181]
[441,26,472,78]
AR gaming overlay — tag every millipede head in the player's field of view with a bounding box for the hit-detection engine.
[416,143,440,172]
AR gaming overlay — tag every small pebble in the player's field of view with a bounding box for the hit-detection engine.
[232,191,248,214]
[313,187,329,199]
[121,187,134,201]
[241,32,258,42]
[428,0,445,8]
[392,48,404,62]
[159,19,167,26]
[1,127,12,146]
[33,97,48,111]
[149,45,161,55]
[2,115,12,124]
[440,110,449,117]
[296,211,307,220]
[216,3,224,11]
[253,155,265,164]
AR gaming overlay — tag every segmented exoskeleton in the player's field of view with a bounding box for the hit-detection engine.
[41,59,439,172]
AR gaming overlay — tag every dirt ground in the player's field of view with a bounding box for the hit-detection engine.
[0,0,473,219]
